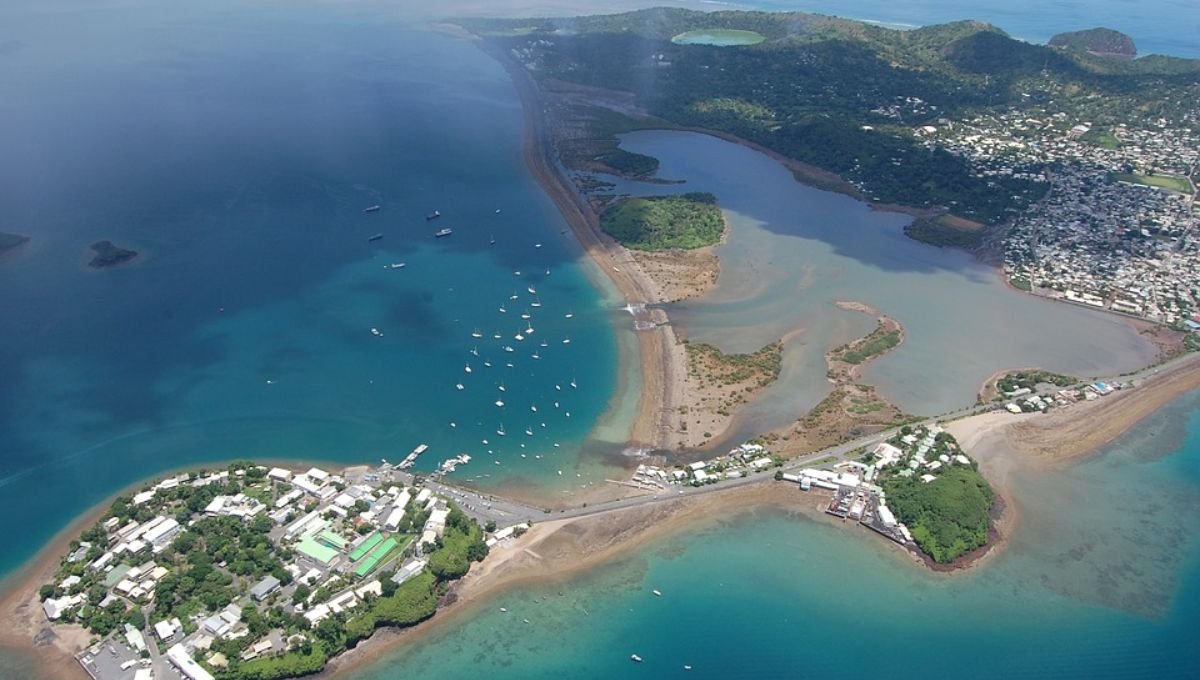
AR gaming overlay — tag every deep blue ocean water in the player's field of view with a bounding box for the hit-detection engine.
[0,0,630,579]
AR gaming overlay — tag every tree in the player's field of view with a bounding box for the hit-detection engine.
[466,541,489,563]
[39,584,57,601]
[291,583,311,605]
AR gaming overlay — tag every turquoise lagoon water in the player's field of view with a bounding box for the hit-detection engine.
[359,390,1200,679]
[604,130,1155,441]
[0,0,634,579]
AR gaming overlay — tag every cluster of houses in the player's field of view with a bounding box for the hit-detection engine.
[630,443,775,490]
[1001,380,1118,414]
[47,461,524,680]
[929,107,1200,326]
[775,423,983,545]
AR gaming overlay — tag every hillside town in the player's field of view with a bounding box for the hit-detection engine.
[38,459,516,680]
[926,106,1200,326]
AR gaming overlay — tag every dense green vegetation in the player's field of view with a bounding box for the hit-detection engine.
[600,192,724,250]
[0,231,29,252]
[1049,27,1136,57]
[996,370,1076,394]
[883,466,994,563]
[465,8,1200,225]
[904,217,984,249]
[832,327,901,365]
[88,240,138,267]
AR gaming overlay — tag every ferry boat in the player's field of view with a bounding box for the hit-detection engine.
[363,205,382,213]
[434,227,453,238]
[426,210,441,221]
[367,233,383,242]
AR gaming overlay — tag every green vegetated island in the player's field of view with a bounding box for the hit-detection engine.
[599,192,725,250]
[463,8,1200,242]
[88,240,139,268]
[876,428,994,564]
[37,462,501,680]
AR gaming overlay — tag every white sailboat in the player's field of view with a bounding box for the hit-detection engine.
[471,328,483,338]
[464,363,472,373]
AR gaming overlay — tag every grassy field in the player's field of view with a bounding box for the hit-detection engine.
[1081,127,1121,150]
[600,192,725,250]
[1113,172,1195,194]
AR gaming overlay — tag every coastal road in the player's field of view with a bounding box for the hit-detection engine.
[434,351,1200,529]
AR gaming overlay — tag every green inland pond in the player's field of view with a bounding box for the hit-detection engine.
[670,29,767,46]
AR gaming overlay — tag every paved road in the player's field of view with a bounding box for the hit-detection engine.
[432,351,1200,528]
